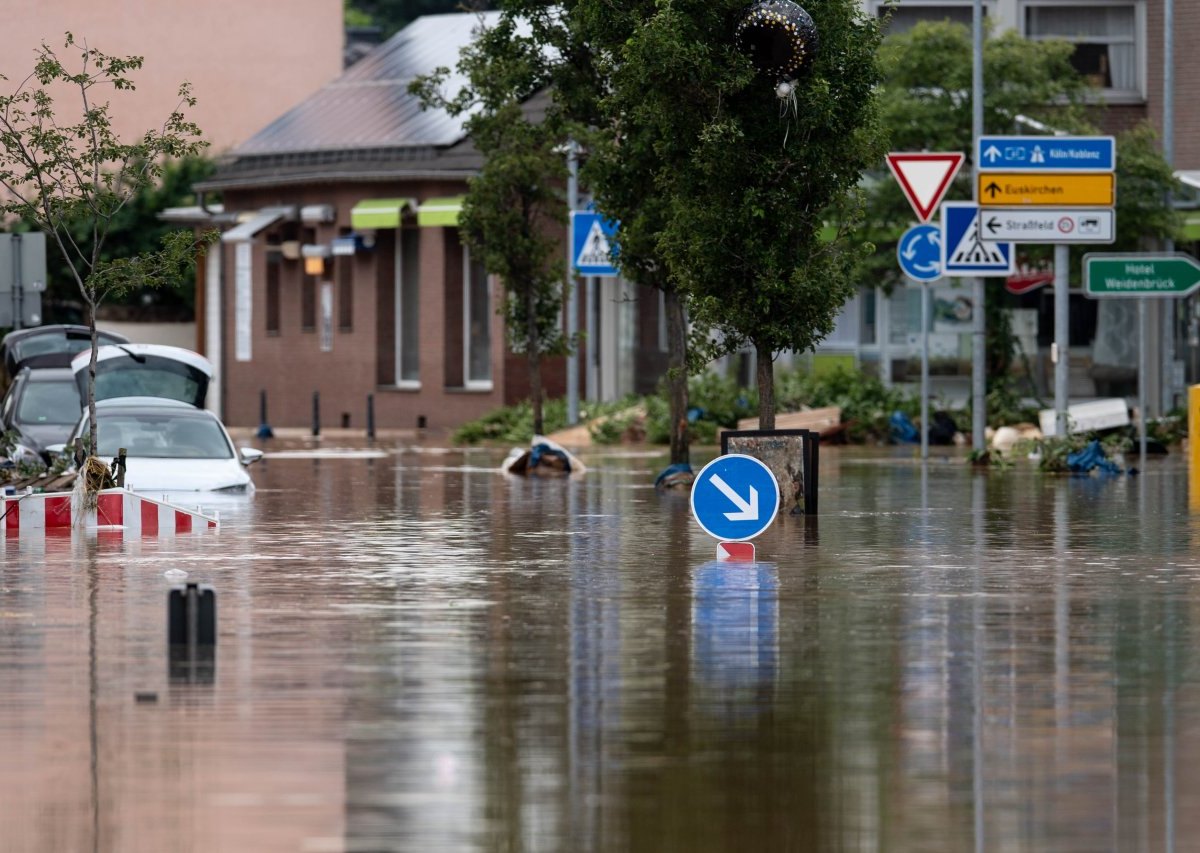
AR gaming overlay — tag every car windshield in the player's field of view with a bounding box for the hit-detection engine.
[88,411,233,459]
[16,378,81,426]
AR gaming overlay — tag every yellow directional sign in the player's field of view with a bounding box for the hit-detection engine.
[978,173,1115,207]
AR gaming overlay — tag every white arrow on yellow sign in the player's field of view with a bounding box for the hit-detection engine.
[978,173,1115,207]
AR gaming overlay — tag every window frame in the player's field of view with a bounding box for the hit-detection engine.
[1020,0,1146,103]
[462,244,493,391]
[394,227,421,389]
[869,0,991,35]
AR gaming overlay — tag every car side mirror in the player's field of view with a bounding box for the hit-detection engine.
[239,447,264,466]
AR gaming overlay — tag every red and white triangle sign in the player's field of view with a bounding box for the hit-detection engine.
[886,152,965,222]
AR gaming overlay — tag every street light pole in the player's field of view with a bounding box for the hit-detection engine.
[970,0,986,455]
[566,139,580,424]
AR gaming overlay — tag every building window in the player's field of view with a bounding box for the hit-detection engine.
[337,254,353,332]
[265,251,281,335]
[301,274,316,331]
[464,245,492,388]
[396,228,420,386]
[873,2,986,35]
[1024,2,1141,97]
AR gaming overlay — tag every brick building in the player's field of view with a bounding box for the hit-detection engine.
[0,0,343,155]
[180,13,667,431]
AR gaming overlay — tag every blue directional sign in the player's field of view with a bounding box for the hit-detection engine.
[897,223,942,282]
[570,211,620,276]
[977,135,1115,172]
[941,202,1014,276]
[690,454,781,542]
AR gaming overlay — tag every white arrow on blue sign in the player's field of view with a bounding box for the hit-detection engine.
[897,223,942,281]
[570,211,620,276]
[690,454,781,542]
[977,135,1115,172]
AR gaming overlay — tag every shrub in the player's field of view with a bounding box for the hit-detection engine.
[775,365,918,443]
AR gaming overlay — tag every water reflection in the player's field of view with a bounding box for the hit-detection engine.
[2,446,1200,850]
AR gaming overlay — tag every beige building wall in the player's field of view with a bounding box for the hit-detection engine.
[0,0,343,154]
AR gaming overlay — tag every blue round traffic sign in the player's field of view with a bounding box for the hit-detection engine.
[690,454,781,542]
[897,223,941,282]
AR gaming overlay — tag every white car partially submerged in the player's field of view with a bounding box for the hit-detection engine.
[63,397,262,493]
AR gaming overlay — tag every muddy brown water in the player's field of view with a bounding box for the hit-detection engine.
[1,441,1197,852]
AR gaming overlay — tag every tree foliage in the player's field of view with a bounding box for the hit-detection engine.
[345,0,488,37]
[0,34,214,460]
[411,15,569,435]
[20,155,216,318]
[585,0,888,426]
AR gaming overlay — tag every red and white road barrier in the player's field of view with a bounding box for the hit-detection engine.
[2,486,218,537]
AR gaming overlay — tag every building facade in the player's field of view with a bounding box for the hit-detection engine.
[0,0,343,155]
[183,13,667,431]
[811,0,1200,412]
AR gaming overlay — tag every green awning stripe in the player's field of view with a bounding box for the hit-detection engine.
[417,195,465,227]
[1182,211,1200,242]
[350,198,412,230]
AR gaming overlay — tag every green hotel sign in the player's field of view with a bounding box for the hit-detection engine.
[1084,253,1200,298]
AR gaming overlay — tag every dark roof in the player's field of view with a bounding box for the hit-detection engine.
[200,12,500,193]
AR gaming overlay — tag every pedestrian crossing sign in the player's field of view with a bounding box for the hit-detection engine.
[571,211,620,276]
[940,201,1014,276]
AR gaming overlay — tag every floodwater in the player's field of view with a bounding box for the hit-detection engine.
[2,439,1199,853]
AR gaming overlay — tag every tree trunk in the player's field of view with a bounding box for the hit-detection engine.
[526,283,544,435]
[663,282,689,465]
[756,340,775,430]
[87,296,98,457]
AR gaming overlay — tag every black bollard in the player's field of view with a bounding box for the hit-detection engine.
[366,393,376,441]
[805,433,819,515]
[257,389,274,439]
[168,582,216,684]
[312,391,321,437]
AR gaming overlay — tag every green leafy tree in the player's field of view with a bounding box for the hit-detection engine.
[25,155,216,318]
[411,16,569,435]
[565,3,695,464]
[589,0,888,428]
[345,0,488,37]
[467,1,697,464]
[0,35,214,460]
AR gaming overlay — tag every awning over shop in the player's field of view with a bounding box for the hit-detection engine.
[221,206,294,242]
[1182,210,1200,242]
[350,198,414,230]
[1175,170,1200,192]
[417,195,465,227]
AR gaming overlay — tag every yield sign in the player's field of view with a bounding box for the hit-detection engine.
[886,152,965,222]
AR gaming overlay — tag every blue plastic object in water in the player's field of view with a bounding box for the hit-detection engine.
[889,411,919,444]
[1066,440,1121,474]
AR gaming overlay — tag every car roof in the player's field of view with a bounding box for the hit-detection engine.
[16,366,75,381]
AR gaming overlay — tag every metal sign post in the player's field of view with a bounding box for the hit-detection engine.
[0,232,47,329]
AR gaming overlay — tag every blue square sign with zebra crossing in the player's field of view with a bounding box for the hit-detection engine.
[571,211,620,276]
[941,202,1015,276]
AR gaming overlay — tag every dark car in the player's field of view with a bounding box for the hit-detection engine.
[0,366,82,463]
[1,324,130,382]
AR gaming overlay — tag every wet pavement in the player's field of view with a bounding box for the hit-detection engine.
[1,439,1198,852]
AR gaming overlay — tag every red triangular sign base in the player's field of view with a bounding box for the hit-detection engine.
[886,152,965,222]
